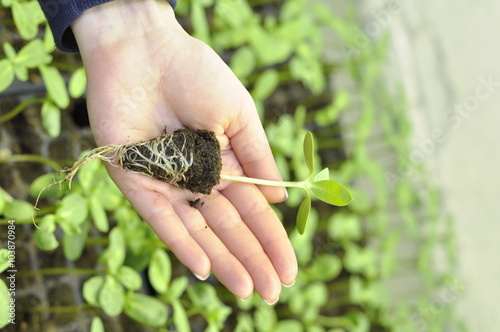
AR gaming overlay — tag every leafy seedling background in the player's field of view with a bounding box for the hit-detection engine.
[0,0,466,331]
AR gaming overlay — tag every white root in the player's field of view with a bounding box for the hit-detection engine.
[116,133,194,185]
[34,132,194,226]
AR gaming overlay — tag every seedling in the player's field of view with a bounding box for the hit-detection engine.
[35,129,351,234]
[221,131,352,233]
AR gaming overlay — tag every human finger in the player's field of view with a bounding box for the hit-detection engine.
[198,191,282,304]
[222,182,297,287]
[171,197,254,300]
[106,170,211,278]
[225,109,287,204]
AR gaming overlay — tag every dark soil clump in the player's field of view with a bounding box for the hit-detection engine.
[121,129,222,195]
[188,198,201,208]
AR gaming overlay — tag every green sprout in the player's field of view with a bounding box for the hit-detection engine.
[221,132,352,234]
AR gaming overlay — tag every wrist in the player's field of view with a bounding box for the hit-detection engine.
[72,0,180,58]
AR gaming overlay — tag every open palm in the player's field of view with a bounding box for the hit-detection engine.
[73,1,297,303]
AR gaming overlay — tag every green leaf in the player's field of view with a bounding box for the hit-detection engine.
[304,326,325,332]
[35,228,59,250]
[191,1,211,44]
[12,1,45,40]
[90,317,104,332]
[214,0,254,29]
[0,189,10,215]
[0,249,9,273]
[348,310,371,332]
[280,0,306,20]
[344,243,377,279]
[305,254,342,282]
[68,67,87,98]
[327,213,362,242]
[0,280,11,328]
[148,248,172,294]
[290,208,317,264]
[41,100,61,137]
[167,276,189,300]
[172,299,190,332]
[3,43,16,60]
[314,167,329,181]
[303,131,314,179]
[266,114,296,156]
[62,220,89,260]
[4,199,33,221]
[254,305,277,331]
[115,266,142,291]
[296,191,311,235]
[277,17,311,48]
[0,59,14,93]
[275,320,303,332]
[0,193,7,216]
[29,173,66,199]
[304,282,329,308]
[13,63,28,81]
[235,313,254,332]
[249,26,293,65]
[124,293,168,327]
[39,65,70,109]
[43,27,55,53]
[251,68,279,101]
[196,0,214,7]
[78,157,101,193]
[16,39,52,68]
[99,227,125,273]
[309,180,352,206]
[230,46,255,80]
[34,215,59,250]
[188,283,232,326]
[83,276,105,306]
[91,181,123,211]
[89,196,108,232]
[56,193,88,233]
[80,162,122,207]
[99,275,125,317]
[290,55,325,95]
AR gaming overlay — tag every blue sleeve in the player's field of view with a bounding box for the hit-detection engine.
[38,0,178,53]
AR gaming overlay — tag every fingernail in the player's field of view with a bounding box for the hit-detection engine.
[284,188,289,200]
[237,295,252,302]
[263,297,279,306]
[282,279,295,288]
[193,272,209,281]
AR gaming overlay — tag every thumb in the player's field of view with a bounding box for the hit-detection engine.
[227,108,287,204]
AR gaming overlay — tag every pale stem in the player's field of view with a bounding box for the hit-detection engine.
[220,174,309,188]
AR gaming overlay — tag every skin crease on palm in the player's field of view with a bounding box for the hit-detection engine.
[71,0,297,304]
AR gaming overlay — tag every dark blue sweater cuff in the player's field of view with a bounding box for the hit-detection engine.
[38,0,178,53]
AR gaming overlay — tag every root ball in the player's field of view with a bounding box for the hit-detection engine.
[119,129,222,195]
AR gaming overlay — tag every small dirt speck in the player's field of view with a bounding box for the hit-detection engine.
[188,198,201,208]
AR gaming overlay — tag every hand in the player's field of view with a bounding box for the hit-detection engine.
[72,0,297,303]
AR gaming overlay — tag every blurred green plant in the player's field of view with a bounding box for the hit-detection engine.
[0,0,466,331]
[0,0,86,136]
